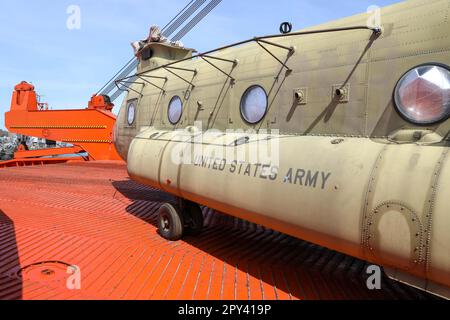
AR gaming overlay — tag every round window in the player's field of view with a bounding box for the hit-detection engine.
[240,85,268,124]
[394,64,450,125]
[127,100,136,125]
[168,96,183,125]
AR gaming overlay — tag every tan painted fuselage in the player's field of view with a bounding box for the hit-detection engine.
[115,0,450,298]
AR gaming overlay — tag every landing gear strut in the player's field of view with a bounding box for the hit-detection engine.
[157,199,204,241]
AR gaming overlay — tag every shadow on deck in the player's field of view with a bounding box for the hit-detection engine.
[0,210,22,300]
[112,179,436,300]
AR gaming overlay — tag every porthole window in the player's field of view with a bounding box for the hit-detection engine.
[168,96,183,125]
[240,85,268,124]
[127,100,136,125]
[394,64,450,125]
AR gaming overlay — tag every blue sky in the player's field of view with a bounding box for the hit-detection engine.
[0,0,402,129]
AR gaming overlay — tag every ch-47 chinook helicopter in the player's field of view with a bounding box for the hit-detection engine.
[112,0,450,299]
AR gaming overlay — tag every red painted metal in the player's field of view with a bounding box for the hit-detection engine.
[0,161,433,300]
[13,146,84,159]
[4,82,121,161]
[0,157,83,169]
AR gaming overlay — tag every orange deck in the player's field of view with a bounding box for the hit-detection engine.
[0,161,434,300]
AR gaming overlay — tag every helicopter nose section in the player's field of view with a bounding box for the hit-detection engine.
[112,117,118,145]
[112,105,130,162]
[113,121,127,161]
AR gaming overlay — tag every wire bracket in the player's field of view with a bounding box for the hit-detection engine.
[117,25,380,84]
[137,75,168,93]
[115,80,144,97]
[164,66,197,88]
[200,54,238,83]
[255,39,295,72]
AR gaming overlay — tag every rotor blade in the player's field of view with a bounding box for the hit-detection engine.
[171,0,222,42]
[96,0,199,96]
[162,0,207,38]
[161,0,196,33]
[100,59,139,96]
[96,57,136,95]
[96,0,222,97]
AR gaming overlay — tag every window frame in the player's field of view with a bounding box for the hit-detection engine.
[168,95,184,125]
[239,85,269,125]
[126,99,138,126]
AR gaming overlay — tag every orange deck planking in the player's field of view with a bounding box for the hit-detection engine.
[0,161,434,300]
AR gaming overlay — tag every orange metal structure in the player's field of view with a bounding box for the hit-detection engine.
[13,146,84,159]
[0,157,82,169]
[0,161,435,300]
[4,82,121,161]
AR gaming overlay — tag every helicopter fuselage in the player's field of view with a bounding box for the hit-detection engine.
[115,0,450,298]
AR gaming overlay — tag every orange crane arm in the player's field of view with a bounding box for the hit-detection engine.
[4,82,121,161]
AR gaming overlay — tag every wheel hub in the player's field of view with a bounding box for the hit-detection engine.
[162,215,170,232]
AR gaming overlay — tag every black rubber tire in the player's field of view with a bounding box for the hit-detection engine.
[157,203,184,241]
[184,202,204,236]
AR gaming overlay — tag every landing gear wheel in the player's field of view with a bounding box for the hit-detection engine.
[157,203,184,241]
[184,202,204,236]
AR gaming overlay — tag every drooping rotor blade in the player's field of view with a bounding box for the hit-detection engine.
[171,0,222,42]
[98,0,223,103]
[97,0,202,99]
[99,59,139,97]
[96,57,136,95]
[161,0,196,33]
[162,0,207,38]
